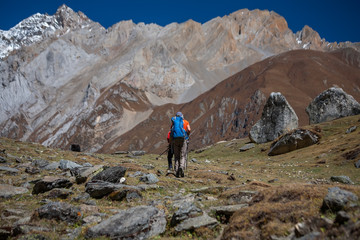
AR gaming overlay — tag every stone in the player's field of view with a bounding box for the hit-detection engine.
[25,166,40,174]
[306,87,360,124]
[174,213,218,232]
[224,190,258,205]
[36,201,81,223]
[43,162,59,170]
[210,204,249,223]
[109,188,143,202]
[249,92,298,144]
[85,180,142,199]
[46,188,73,199]
[354,160,360,168]
[83,215,102,225]
[239,143,255,152]
[139,173,159,184]
[0,156,7,163]
[86,205,166,239]
[0,166,19,174]
[0,184,28,198]
[31,159,49,168]
[170,202,202,227]
[32,176,73,194]
[321,187,358,212]
[330,176,354,184]
[346,126,357,134]
[59,159,82,170]
[70,165,103,184]
[91,166,126,183]
[268,129,321,156]
[131,151,146,156]
[334,211,351,225]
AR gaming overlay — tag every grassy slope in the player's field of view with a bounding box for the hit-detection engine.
[0,115,359,239]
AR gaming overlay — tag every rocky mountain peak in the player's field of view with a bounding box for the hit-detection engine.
[54,4,92,29]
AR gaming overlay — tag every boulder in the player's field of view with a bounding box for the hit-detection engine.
[70,165,103,184]
[268,129,321,156]
[355,160,360,168]
[321,187,358,212]
[32,176,73,194]
[86,205,166,239]
[59,159,82,170]
[0,184,28,198]
[174,213,218,232]
[170,202,202,227]
[249,92,298,143]
[109,188,143,202]
[91,166,126,183]
[36,201,81,223]
[85,180,142,199]
[139,173,159,184]
[330,176,354,184]
[0,166,19,174]
[46,188,73,199]
[306,87,360,124]
[31,159,49,168]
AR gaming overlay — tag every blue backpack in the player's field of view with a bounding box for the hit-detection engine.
[171,116,186,139]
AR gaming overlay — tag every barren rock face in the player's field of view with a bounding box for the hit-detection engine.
[0,5,359,152]
[306,87,360,124]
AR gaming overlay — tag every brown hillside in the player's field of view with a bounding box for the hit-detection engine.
[100,48,360,154]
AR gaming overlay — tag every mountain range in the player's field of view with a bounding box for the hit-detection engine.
[1,4,359,153]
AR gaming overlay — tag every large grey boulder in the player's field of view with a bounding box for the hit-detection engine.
[306,87,360,124]
[170,202,202,227]
[268,129,321,156]
[86,205,166,239]
[249,92,298,143]
[174,213,218,232]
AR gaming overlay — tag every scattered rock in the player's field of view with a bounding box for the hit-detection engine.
[0,184,28,198]
[321,187,359,212]
[130,151,146,156]
[268,129,321,156]
[83,215,102,225]
[355,160,360,168]
[191,186,225,194]
[346,125,357,134]
[46,188,73,199]
[210,204,248,223]
[43,162,60,170]
[36,201,81,223]
[239,143,255,152]
[334,211,351,225]
[86,205,166,239]
[249,92,298,144]
[25,166,40,174]
[59,159,82,170]
[306,87,360,124]
[191,158,198,163]
[70,165,103,184]
[139,173,159,184]
[128,171,143,177]
[174,213,218,232]
[170,202,202,227]
[0,156,7,163]
[222,190,258,205]
[91,166,126,183]
[232,161,242,165]
[109,188,143,202]
[142,164,155,169]
[32,176,73,194]
[0,166,19,174]
[330,176,354,184]
[31,159,49,168]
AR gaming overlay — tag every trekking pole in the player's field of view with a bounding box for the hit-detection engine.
[156,146,169,160]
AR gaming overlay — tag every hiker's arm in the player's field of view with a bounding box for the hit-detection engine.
[186,125,191,135]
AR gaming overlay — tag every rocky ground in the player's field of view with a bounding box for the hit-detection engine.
[0,115,360,239]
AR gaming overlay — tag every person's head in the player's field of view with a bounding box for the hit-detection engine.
[176,112,183,118]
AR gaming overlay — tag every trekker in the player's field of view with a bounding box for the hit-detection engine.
[170,112,186,178]
[166,130,173,171]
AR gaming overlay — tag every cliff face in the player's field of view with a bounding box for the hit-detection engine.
[0,5,359,152]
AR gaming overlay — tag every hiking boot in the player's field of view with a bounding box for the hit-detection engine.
[175,170,180,178]
[179,168,184,178]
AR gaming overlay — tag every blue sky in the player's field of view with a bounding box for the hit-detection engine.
[0,0,359,43]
